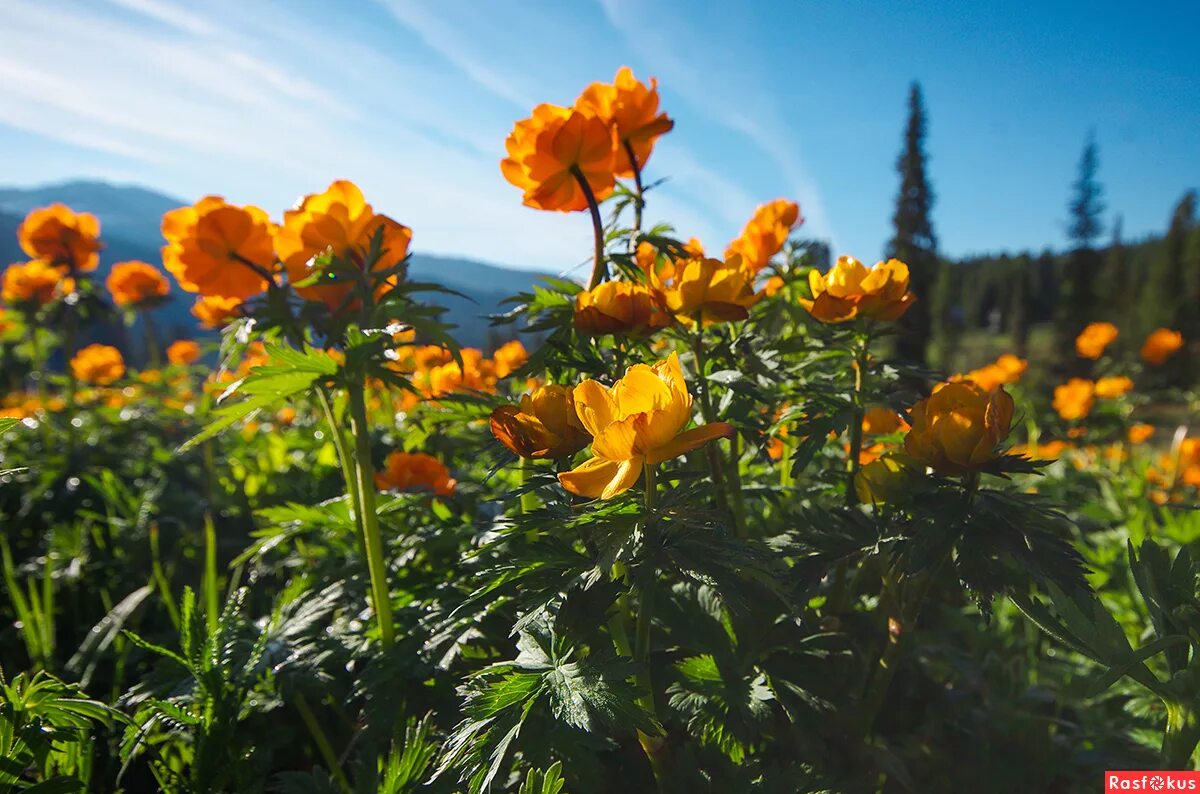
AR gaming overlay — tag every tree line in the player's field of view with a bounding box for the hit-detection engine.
[880,83,1200,375]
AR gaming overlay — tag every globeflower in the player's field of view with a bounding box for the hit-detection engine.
[725,199,801,274]
[490,385,591,460]
[653,255,759,327]
[575,281,670,336]
[492,340,528,379]
[574,66,674,177]
[162,196,275,300]
[855,454,920,505]
[1094,375,1134,399]
[374,451,456,497]
[500,104,616,212]
[904,381,1015,474]
[191,295,242,329]
[276,180,412,312]
[167,339,201,366]
[2,260,74,307]
[1128,423,1155,445]
[1141,328,1183,365]
[106,261,170,307]
[800,256,915,324]
[1075,322,1118,359]
[18,204,102,273]
[861,406,909,435]
[558,353,734,499]
[70,344,126,385]
[1053,378,1095,421]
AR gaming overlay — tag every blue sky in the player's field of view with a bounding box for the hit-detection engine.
[0,0,1196,276]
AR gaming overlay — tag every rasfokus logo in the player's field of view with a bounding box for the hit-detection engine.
[1106,771,1200,791]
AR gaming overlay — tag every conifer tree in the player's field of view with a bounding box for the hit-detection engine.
[1007,254,1033,358]
[1058,134,1105,361]
[887,83,938,365]
[1101,216,1127,321]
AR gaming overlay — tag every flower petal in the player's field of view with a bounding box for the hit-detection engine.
[646,422,735,465]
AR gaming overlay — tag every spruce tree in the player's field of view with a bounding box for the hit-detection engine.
[1058,134,1105,361]
[887,83,938,365]
[1140,191,1195,335]
[1007,254,1033,358]
[1101,215,1127,321]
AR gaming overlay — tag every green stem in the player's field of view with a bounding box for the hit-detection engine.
[316,387,366,556]
[623,140,645,252]
[634,464,668,791]
[779,435,794,488]
[142,309,161,369]
[295,694,352,794]
[845,333,870,507]
[690,328,745,537]
[518,456,537,515]
[1162,700,1200,770]
[571,165,607,289]
[347,382,396,648]
[202,514,218,634]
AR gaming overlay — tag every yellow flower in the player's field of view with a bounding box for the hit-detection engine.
[107,260,170,308]
[861,406,909,435]
[725,199,801,274]
[575,66,674,177]
[904,381,1014,474]
[1128,423,1155,445]
[18,204,102,273]
[559,353,734,499]
[1141,328,1183,365]
[1053,378,1095,421]
[1094,375,1133,399]
[492,340,528,379]
[500,104,616,212]
[167,339,201,366]
[70,344,125,385]
[191,295,241,329]
[276,180,412,312]
[575,281,670,336]
[375,451,456,496]
[2,260,75,307]
[490,385,591,459]
[1075,322,1118,359]
[653,255,760,327]
[162,196,275,300]
[855,454,919,505]
[800,256,914,323]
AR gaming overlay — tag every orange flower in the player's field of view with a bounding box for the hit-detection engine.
[1053,378,1095,421]
[490,384,591,459]
[500,104,616,212]
[904,381,1014,474]
[653,255,760,326]
[162,196,275,300]
[18,204,102,273]
[725,199,802,274]
[575,280,670,336]
[423,349,496,397]
[1128,423,1155,445]
[800,257,915,323]
[492,339,528,379]
[167,339,201,366]
[191,295,242,329]
[862,406,909,435]
[106,261,170,307]
[70,344,125,385]
[374,451,456,496]
[1075,322,1118,359]
[1141,328,1183,365]
[954,354,1027,391]
[276,180,412,312]
[1094,375,1134,399]
[2,260,75,307]
[574,66,673,177]
[994,354,1029,382]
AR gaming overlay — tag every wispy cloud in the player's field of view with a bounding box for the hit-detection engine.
[595,0,836,248]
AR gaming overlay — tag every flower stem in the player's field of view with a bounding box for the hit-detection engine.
[635,464,668,791]
[571,165,607,289]
[623,140,645,251]
[518,456,537,515]
[1161,700,1200,769]
[295,693,352,794]
[845,332,871,507]
[690,328,746,537]
[346,381,396,648]
[316,387,366,556]
[142,309,162,369]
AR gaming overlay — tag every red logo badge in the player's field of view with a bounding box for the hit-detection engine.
[1106,772,1200,791]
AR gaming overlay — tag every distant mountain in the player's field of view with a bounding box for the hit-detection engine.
[0,181,553,355]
